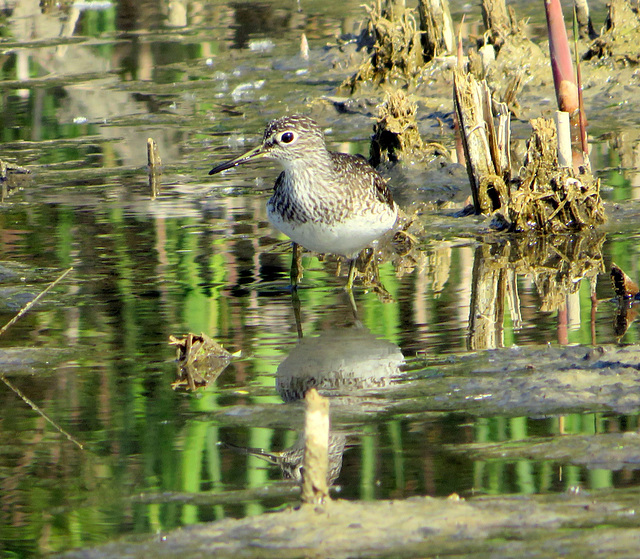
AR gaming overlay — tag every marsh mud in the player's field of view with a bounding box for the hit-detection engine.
[2,1,640,557]
[60,488,640,559]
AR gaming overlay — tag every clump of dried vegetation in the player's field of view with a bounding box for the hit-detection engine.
[369,90,447,167]
[509,118,605,232]
[354,0,619,234]
[342,1,423,92]
[585,0,640,63]
[342,0,454,92]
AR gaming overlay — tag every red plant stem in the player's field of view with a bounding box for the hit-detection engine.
[545,0,579,115]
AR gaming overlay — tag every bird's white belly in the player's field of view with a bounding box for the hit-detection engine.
[268,207,397,258]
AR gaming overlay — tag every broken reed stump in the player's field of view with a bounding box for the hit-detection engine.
[480,0,514,49]
[302,388,330,506]
[454,69,605,232]
[147,138,162,199]
[453,67,511,214]
[555,111,572,168]
[417,0,454,60]
[574,0,597,40]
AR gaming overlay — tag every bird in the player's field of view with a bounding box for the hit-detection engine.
[208,115,398,291]
[220,434,347,486]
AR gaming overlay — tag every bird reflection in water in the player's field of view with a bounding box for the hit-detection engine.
[223,324,404,487]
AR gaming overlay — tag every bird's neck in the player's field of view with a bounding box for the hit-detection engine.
[280,151,333,192]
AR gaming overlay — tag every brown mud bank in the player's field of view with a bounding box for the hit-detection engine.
[60,486,640,559]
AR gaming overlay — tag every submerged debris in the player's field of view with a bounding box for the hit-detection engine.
[169,332,233,391]
[610,264,639,340]
[0,158,31,201]
[611,264,639,299]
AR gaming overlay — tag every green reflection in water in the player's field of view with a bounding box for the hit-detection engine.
[360,425,377,501]
[181,404,211,525]
[472,414,621,495]
[388,421,405,493]
[363,261,400,341]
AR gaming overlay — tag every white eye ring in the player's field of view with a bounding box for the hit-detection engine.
[279,131,296,144]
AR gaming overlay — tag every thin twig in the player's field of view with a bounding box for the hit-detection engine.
[573,7,590,169]
[0,266,83,449]
[0,267,72,337]
[0,374,84,449]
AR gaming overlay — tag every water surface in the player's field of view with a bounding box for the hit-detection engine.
[1,0,640,556]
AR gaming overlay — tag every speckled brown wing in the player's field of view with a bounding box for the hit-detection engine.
[372,169,394,210]
[330,152,395,211]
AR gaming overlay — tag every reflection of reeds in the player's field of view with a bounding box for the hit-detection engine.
[0,268,83,448]
[469,231,605,349]
[465,413,634,494]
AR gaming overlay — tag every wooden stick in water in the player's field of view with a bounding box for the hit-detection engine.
[302,388,329,505]
[148,138,162,199]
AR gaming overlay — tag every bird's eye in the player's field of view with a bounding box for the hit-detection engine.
[280,131,295,144]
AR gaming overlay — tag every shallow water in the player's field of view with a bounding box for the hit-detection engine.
[1,0,640,556]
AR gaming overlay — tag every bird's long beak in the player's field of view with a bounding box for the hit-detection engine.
[209,145,265,175]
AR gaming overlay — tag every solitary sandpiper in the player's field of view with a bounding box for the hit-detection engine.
[209,115,398,290]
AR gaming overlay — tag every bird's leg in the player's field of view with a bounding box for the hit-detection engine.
[291,288,304,339]
[345,258,357,291]
[345,249,369,290]
[344,260,360,319]
[290,242,304,289]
